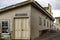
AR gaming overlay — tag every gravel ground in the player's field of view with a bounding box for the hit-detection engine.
[34,29,60,40]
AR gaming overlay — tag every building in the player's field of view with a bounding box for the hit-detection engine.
[55,17,60,26]
[54,17,60,31]
[44,4,53,15]
[53,23,60,31]
[0,0,54,40]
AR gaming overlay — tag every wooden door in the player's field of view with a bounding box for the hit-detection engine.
[14,18,30,39]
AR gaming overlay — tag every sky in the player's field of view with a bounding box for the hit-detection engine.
[0,0,60,17]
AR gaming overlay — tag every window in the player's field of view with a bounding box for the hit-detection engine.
[44,20,46,26]
[59,20,60,23]
[50,23,51,28]
[47,21,48,27]
[46,17,47,19]
[2,21,8,33]
[52,24,53,27]
[39,17,42,25]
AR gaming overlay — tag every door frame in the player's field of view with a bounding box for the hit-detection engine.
[12,17,29,39]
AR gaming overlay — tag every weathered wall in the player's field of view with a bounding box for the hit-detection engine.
[31,6,53,40]
[0,5,31,39]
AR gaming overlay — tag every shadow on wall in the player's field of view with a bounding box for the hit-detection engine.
[34,29,57,40]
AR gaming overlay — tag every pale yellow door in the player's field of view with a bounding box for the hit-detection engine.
[15,18,30,39]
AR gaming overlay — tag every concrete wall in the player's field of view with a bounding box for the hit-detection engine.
[31,6,53,40]
[0,5,31,39]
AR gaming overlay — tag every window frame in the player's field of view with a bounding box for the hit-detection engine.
[0,19,10,34]
[44,19,46,26]
[1,21,8,33]
[2,21,8,33]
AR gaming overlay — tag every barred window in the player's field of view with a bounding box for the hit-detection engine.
[2,21,8,33]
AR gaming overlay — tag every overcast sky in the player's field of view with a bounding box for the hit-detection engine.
[0,0,60,17]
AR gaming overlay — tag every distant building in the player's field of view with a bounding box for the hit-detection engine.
[0,0,54,40]
[44,4,55,30]
[44,4,53,15]
[55,17,60,26]
[44,4,60,31]
[53,23,60,31]
[54,17,60,31]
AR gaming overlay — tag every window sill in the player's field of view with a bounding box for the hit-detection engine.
[2,33,9,35]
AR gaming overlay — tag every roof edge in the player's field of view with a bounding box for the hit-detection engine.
[0,1,54,21]
[0,1,32,12]
[33,1,55,21]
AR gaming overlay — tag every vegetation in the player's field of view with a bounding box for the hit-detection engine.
[0,33,5,40]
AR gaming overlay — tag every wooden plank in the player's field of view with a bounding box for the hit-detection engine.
[14,18,30,39]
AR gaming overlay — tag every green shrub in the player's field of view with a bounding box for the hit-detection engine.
[0,34,5,40]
